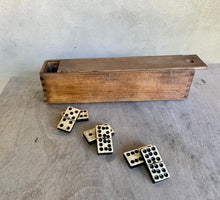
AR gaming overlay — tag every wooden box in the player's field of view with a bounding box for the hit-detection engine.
[40,55,207,104]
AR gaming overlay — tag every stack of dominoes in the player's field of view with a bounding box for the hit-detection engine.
[57,106,89,132]
[83,123,114,154]
[124,144,170,183]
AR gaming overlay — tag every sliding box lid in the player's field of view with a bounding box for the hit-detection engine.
[57,55,207,73]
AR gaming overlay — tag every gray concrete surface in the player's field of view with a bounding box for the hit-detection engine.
[0,1,220,93]
[0,65,219,200]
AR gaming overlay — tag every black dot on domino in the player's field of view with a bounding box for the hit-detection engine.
[152,146,156,150]
[89,133,93,136]
[149,152,153,156]
[152,169,156,173]
[131,151,135,155]
[72,116,75,120]
[145,154,149,158]
[98,130,101,133]
[149,164,153,168]
[84,110,86,112]
[60,124,63,127]
[156,157,160,161]
[147,159,151,163]
[159,163,163,167]
[147,148,150,152]
[65,114,68,117]
[135,150,139,153]
[103,134,106,137]
[84,115,87,117]
[139,157,143,161]
[103,139,107,143]
[106,131,110,134]
[131,160,135,164]
[70,112,73,115]
[99,143,103,146]
[157,169,160,173]
[151,157,155,161]
[155,164,158,168]
[102,127,105,130]
[155,175,159,180]
[63,118,66,121]
[126,153,130,156]
[69,107,72,110]
[107,140,111,143]
[108,147,112,151]
[98,134,102,137]
[80,115,83,117]
[106,135,110,138]
[164,173,168,177]
[98,126,101,129]
[75,110,78,113]
[66,126,70,130]
[162,168,166,172]
[99,138,102,142]
[107,144,111,147]
[104,147,108,151]
[159,174,164,179]
[100,147,103,151]
[143,149,147,153]
[135,159,138,162]
[69,121,73,124]
[154,152,158,155]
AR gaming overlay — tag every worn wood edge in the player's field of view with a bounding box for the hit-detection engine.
[45,97,188,104]
[57,66,205,73]
[182,70,195,99]
[40,55,207,75]
[191,55,208,70]
[40,74,48,103]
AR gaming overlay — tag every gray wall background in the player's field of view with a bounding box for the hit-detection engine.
[0,0,219,92]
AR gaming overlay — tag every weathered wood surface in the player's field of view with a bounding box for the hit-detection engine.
[57,55,206,73]
[40,70,195,103]
[40,55,206,104]
[0,65,219,200]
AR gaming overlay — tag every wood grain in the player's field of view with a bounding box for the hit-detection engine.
[0,66,219,200]
[57,55,206,73]
[40,70,195,103]
[40,55,206,104]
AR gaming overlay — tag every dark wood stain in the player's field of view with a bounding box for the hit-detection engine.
[40,55,207,104]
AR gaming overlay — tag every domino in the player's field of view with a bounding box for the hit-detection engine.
[61,109,89,122]
[57,116,75,133]
[147,162,170,183]
[140,145,170,183]
[123,147,144,168]
[77,109,89,121]
[57,106,80,132]
[96,124,114,154]
[140,145,162,165]
[83,124,115,144]
[83,128,96,143]
[62,106,81,120]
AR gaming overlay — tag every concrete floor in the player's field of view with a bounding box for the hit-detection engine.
[0,65,219,200]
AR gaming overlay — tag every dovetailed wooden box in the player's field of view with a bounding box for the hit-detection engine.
[40,55,207,104]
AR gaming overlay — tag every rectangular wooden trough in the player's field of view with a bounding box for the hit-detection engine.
[40,55,207,104]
